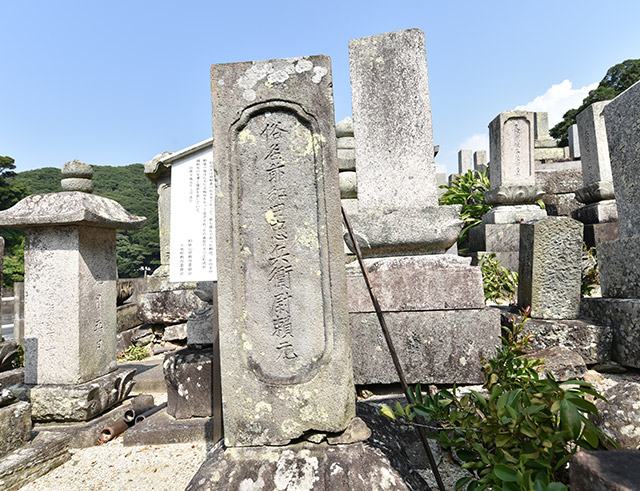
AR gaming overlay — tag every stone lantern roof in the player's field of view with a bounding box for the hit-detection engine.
[0,161,146,230]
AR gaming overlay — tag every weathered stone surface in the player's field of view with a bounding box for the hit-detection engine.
[337,136,355,149]
[526,347,587,381]
[581,298,640,367]
[482,204,546,224]
[542,192,581,217]
[584,222,619,248]
[30,368,135,422]
[0,341,20,372]
[518,217,583,319]
[186,442,411,491]
[351,309,500,384]
[0,431,71,491]
[575,180,615,205]
[345,206,463,257]
[577,101,613,191]
[346,255,484,312]
[534,112,551,141]
[469,223,521,252]
[604,82,640,239]
[599,238,640,299]
[61,160,93,178]
[535,160,582,194]
[326,417,372,445]
[568,124,581,159]
[212,55,354,446]
[571,450,640,491]
[350,29,437,211]
[485,185,545,206]
[573,199,618,224]
[116,302,141,333]
[339,170,357,198]
[0,368,24,391]
[474,150,488,172]
[139,289,207,325]
[534,146,566,161]
[335,116,353,137]
[501,313,613,365]
[458,149,473,174]
[162,323,187,342]
[0,402,31,458]
[60,177,93,193]
[591,374,640,448]
[123,408,218,446]
[164,348,218,419]
[23,226,119,385]
[0,192,145,229]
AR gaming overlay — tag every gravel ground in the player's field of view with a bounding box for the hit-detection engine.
[21,440,209,491]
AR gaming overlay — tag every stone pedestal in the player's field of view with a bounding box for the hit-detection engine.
[0,401,31,458]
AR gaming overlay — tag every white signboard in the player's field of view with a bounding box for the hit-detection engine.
[170,147,217,282]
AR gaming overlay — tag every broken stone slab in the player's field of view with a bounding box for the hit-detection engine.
[0,368,23,391]
[571,450,640,491]
[123,407,219,446]
[501,310,612,365]
[535,160,583,195]
[30,368,135,422]
[468,223,521,252]
[186,441,411,491]
[525,347,587,381]
[346,254,485,312]
[325,417,372,445]
[139,289,208,325]
[164,348,219,419]
[581,298,640,368]
[162,323,187,342]
[482,204,547,224]
[344,206,463,257]
[0,401,31,458]
[351,308,501,385]
[0,430,71,491]
[572,199,618,224]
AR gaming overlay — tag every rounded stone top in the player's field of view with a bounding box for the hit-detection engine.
[62,160,93,179]
[336,117,354,137]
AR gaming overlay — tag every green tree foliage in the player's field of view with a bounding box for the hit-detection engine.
[550,59,640,145]
[382,314,614,491]
[479,253,518,304]
[2,163,159,286]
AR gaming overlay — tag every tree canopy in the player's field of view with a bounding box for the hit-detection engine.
[550,59,640,145]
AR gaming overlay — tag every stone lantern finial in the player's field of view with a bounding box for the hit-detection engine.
[61,160,94,193]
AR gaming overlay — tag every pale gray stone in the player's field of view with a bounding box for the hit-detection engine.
[534,146,565,161]
[535,160,582,194]
[326,417,371,445]
[534,111,551,141]
[60,177,93,193]
[139,289,207,325]
[482,204,546,224]
[592,375,640,449]
[525,347,587,381]
[571,450,640,490]
[518,217,583,319]
[339,170,357,198]
[346,255,485,312]
[30,368,135,422]
[599,238,640,299]
[484,185,545,206]
[584,221,619,248]
[337,147,355,160]
[351,308,501,384]
[338,157,356,171]
[572,199,618,224]
[542,193,581,217]
[12,282,24,345]
[577,101,613,191]
[116,303,141,333]
[335,116,353,137]
[61,160,93,178]
[162,323,187,342]
[468,223,521,252]
[575,180,615,204]
[568,124,581,159]
[473,150,488,172]
[0,402,31,458]
[350,29,437,211]
[212,55,354,446]
[458,149,473,174]
[337,136,355,149]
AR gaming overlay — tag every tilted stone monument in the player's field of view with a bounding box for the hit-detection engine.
[581,81,640,368]
[518,217,583,319]
[188,53,406,489]
[572,101,619,246]
[468,111,546,270]
[458,149,473,174]
[0,161,142,421]
[346,28,499,385]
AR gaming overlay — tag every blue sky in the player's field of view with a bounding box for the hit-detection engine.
[2,1,639,174]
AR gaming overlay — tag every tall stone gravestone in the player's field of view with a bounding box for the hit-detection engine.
[211,55,354,447]
[458,149,473,174]
[474,150,488,173]
[573,101,619,247]
[581,81,640,368]
[534,111,566,161]
[346,29,499,386]
[568,124,581,159]
[468,111,546,270]
[0,162,142,421]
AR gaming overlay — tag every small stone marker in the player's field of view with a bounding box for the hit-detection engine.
[458,149,473,174]
[473,150,488,172]
[211,55,354,446]
[568,124,581,159]
[518,217,583,319]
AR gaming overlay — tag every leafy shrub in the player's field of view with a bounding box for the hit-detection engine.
[581,246,599,296]
[439,170,491,243]
[382,314,613,491]
[117,345,150,362]
[479,253,518,304]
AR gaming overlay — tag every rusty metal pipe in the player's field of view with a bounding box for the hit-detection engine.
[99,419,129,444]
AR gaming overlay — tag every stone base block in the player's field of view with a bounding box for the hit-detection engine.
[0,401,31,458]
[542,192,581,216]
[571,451,640,491]
[502,311,612,364]
[534,145,565,161]
[123,408,219,446]
[345,205,463,257]
[139,289,207,325]
[482,205,546,224]
[186,442,412,491]
[535,160,582,194]
[186,307,217,346]
[0,431,71,491]
[468,223,521,252]
[116,302,141,333]
[572,200,618,224]
[351,309,501,385]
[584,222,618,248]
[581,298,640,367]
[598,237,640,298]
[346,255,484,313]
[164,348,219,419]
[30,368,136,422]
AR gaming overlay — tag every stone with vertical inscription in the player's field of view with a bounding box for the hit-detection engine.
[458,149,473,174]
[211,55,354,447]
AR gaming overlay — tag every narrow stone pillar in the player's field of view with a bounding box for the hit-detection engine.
[12,281,24,345]
[568,124,581,159]
[473,150,488,173]
[458,149,473,174]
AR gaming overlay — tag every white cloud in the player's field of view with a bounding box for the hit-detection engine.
[514,79,597,126]
[458,133,489,154]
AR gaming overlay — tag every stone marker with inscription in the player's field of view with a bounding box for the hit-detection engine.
[474,150,488,173]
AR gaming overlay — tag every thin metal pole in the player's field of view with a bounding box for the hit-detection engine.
[342,206,445,491]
